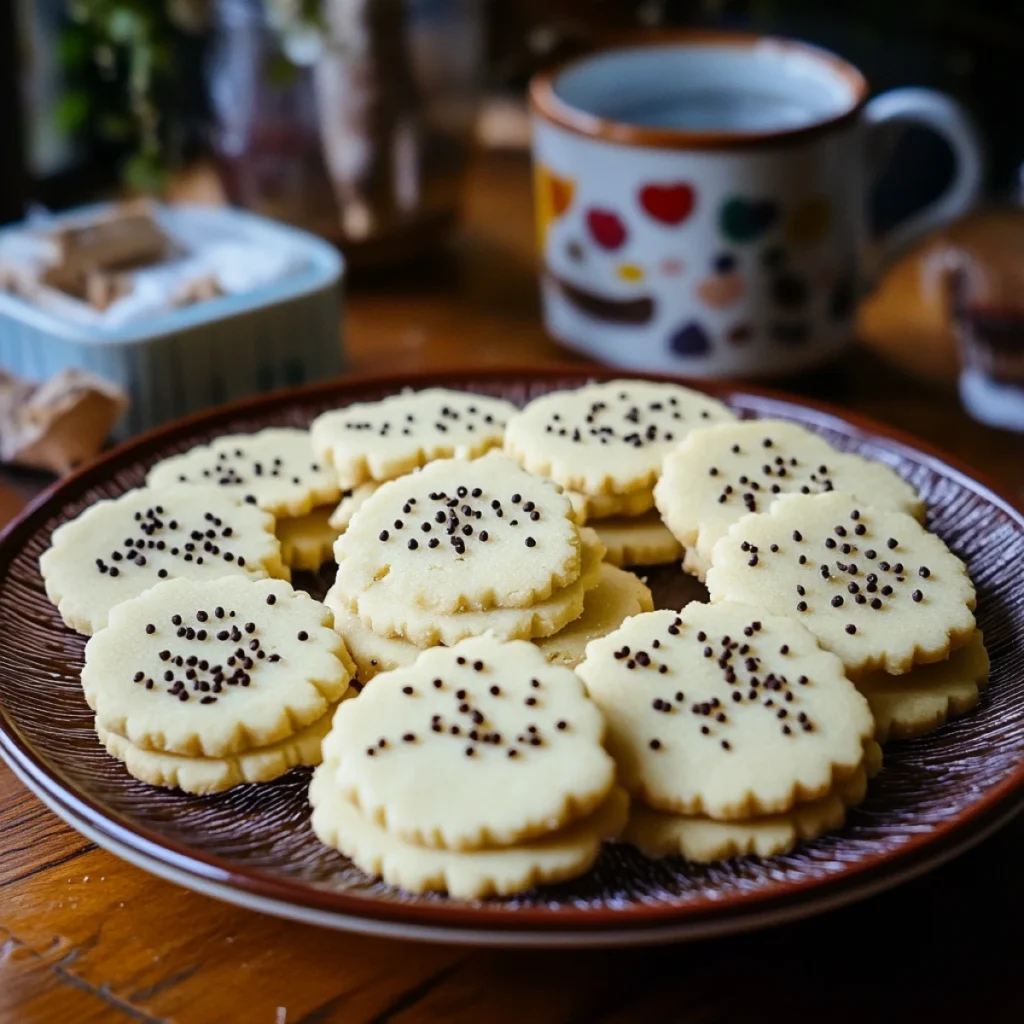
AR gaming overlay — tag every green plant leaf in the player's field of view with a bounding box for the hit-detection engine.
[57,29,92,70]
[54,91,91,133]
[123,151,169,194]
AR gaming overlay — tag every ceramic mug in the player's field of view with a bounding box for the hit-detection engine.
[529,33,984,377]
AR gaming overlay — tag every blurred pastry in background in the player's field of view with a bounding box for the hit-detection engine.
[858,203,1024,430]
[0,368,127,474]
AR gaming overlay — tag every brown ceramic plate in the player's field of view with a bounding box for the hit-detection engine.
[1,368,1022,948]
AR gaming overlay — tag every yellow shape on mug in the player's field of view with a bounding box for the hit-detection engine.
[617,263,645,282]
[786,196,831,247]
[534,164,577,252]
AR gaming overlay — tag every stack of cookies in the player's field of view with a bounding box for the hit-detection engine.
[504,380,735,568]
[310,388,518,540]
[146,427,342,572]
[654,417,985,744]
[705,489,983,743]
[578,603,880,861]
[80,576,355,794]
[324,451,653,676]
[310,636,627,898]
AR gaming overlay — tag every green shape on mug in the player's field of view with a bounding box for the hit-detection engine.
[720,198,780,244]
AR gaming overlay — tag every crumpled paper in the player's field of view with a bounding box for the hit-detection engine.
[0,369,128,474]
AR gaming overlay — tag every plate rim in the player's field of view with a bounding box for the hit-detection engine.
[2,364,1022,939]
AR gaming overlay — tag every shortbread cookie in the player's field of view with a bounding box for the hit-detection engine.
[147,428,340,518]
[594,511,683,567]
[310,765,627,899]
[277,506,338,570]
[858,631,989,742]
[568,488,656,524]
[97,699,341,795]
[334,453,581,614]
[535,565,654,668]
[336,527,604,647]
[311,389,517,489]
[705,492,977,677]
[504,380,735,497]
[328,483,378,532]
[577,604,874,819]
[41,485,289,635]
[655,419,925,574]
[82,576,355,757]
[322,635,616,850]
[325,599,421,683]
[326,533,608,676]
[625,747,880,862]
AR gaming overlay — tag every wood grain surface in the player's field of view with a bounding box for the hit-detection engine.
[2,154,1023,1023]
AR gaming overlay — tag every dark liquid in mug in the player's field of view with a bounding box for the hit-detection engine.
[612,88,823,131]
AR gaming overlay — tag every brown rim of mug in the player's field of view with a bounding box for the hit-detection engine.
[529,30,870,150]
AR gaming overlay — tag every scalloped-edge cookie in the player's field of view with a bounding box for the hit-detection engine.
[328,483,378,532]
[334,453,582,614]
[310,765,627,899]
[322,635,616,851]
[624,742,881,862]
[857,630,989,742]
[83,576,355,757]
[567,488,655,524]
[594,511,683,567]
[41,485,289,635]
[325,598,421,683]
[311,388,517,489]
[655,419,925,575]
[577,604,874,820]
[535,564,654,668]
[333,526,604,647]
[277,506,338,571]
[96,696,346,795]
[705,491,977,678]
[504,380,735,497]
[147,428,340,518]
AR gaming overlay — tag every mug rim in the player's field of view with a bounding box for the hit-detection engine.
[529,30,869,150]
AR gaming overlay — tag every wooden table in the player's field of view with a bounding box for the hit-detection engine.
[2,154,1023,1024]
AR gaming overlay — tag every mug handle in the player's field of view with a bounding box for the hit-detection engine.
[863,87,985,275]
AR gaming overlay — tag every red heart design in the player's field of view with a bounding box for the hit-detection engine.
[586,208,628,250]
[640,183,696,225]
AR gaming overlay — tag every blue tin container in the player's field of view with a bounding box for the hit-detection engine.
[0,205,345,437]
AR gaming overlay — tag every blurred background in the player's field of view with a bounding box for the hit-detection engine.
[1,1,1023,473]
[3,1,1022,239]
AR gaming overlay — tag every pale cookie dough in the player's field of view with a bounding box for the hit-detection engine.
[328,483,378,532]
[326,533,608,677]
[82,576,355,757]
[277,506,338,571]
[624,746,881,862]
[334,527,605,647]
[97,698,342,795]
[334,453,581,614]
[504,380,735,497]
[311,388,516,489]
[858,630,989,742]
[535,564,654,668]
[577,604,874,820]
[705,492,977,678]
[655,419,925,574]
[594,511,683,567]
[310,765,628,899]
[322,635,616,850]
[567,488,655,524]
[325,599,421,683]
[41,485,289,635]
[147,428,340,518]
